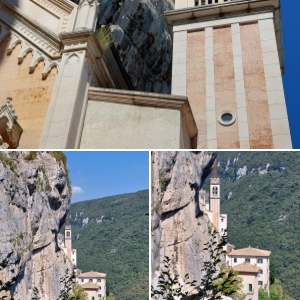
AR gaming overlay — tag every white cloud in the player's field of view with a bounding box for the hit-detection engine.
[72,186,84,194]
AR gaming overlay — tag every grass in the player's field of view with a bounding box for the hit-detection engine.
[159,170,167,191]
[50,152,72,194]
[24,152,37,161]
[0,152,16,171]
[95,27,113,50]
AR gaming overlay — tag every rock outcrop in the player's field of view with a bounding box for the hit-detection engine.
[151,151,217,288]
[97,0,174,93]
[0,152,73,300]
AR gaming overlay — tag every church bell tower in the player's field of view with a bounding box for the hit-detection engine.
[165,0,292,149]
[210,159,220,231]
[64,214,72,261]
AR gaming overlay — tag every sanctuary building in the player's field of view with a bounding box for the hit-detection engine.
[0,0,291,148]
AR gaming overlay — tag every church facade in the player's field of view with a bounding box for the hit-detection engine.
[0,0,292,149]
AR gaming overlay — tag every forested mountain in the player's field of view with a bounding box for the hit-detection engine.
[67,190,149,300]
[202,152,300,298]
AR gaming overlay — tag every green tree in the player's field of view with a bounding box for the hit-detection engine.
[151,256,196,300]
[213,264,245,300]
[67,283,88,300]
[269,259,276,285]
[259,287,269,300]
[151,229,243,300]
[106,293,116,300]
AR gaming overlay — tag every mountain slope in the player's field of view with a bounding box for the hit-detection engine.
[69,190,149,300]
[205,152,300,298]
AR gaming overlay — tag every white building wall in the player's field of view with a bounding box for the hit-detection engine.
[228,256,270,292]
[219,214,227,235]
[77,277,106,300]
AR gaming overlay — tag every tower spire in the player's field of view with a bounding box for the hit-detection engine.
[211,159,218,179]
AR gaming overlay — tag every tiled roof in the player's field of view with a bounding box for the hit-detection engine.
[81,282,99,289]
[228,247,271,257]
[232,262,260,273]
[77,271,107,278]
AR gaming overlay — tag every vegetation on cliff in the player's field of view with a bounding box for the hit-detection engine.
[202,152,300,298]
[67,190,149,300]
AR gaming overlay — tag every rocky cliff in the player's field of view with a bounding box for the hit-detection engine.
[151,151,217,289]
[0,152,73,300]
[97,0,174,93]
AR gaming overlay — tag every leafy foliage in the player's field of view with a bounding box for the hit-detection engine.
[202,152,300,298]
[152,230,244,300]
[68,190,148,300]
[151,256,196,300]
[67,284,88,300]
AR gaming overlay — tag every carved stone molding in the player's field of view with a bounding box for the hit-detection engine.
[6,31,60,79]
[0,97,23,148]
[30,0,77,33]
[0,2,61,58]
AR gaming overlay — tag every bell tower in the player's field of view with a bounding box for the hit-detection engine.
[210,159,220,231]
[165,0,292,149]
[64,214,72,261]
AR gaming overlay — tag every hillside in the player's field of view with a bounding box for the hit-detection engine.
[202,151,300,298]
[68,190,149,300]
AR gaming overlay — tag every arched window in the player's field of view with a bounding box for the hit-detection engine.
[212,186,218,195]
[66,231,70,238]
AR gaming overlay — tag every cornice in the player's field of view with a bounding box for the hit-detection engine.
[32,0,77,14]
[88,87,198,145]
[0,1,61,58]
[165,0,278,32]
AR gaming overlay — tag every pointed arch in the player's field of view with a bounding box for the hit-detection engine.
[42,62,59,80]
[66,53,80,64]
[7,36,22,55]
[29,55,45,74]
[18,45,34,64]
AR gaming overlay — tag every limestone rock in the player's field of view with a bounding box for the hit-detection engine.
[97,0,174,93]
[0,152,73,300]
[151,151,217,288]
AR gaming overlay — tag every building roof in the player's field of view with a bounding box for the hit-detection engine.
[77,271,107,278]
[233,262,260,273]
[81,282,99,290]
[211,159,218,178]
[228,247,271,257]
[65,214,70,227]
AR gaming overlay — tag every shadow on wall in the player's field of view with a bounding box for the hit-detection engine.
[0,0,20,87]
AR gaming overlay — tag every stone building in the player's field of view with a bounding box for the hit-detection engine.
[0,0,196,149]
[200,159,227,233]
[0,0,292,149]
[77,271,106,300]
[228,247,271,298]
[62,214,77,266]
[165,0,292,148]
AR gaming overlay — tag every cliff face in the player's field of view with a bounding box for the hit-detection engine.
[0,152,72,300]
[151,151,217,287]
[98,0,174,93]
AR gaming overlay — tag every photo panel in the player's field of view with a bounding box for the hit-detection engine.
[151,151,296,300]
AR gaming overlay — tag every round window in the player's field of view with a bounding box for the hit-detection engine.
[218,111,236,126]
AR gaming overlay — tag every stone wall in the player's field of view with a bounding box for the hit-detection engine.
[0,35,57,149]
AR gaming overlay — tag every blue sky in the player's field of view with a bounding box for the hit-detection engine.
[282,0,300,148]
[64,151,149,203]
